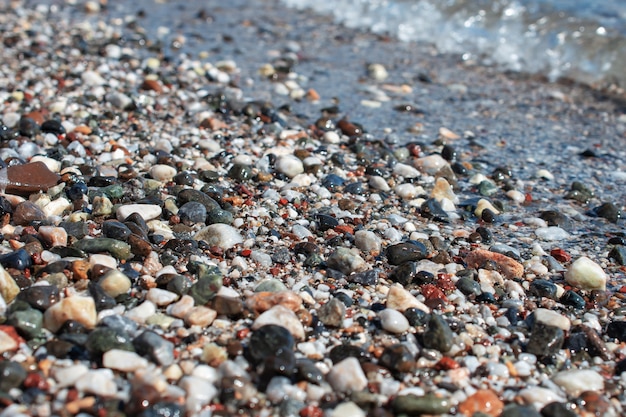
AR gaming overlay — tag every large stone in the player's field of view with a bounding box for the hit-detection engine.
[326,357,367,393]
[194,224,243,250]
[552,369,604,397]
[0,264,19,303]
[252,305,304,340]
[465,249,524,279]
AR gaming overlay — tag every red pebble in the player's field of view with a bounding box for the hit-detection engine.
[421,284,447,301]
[300,405,324,417]
[435,357,460,370]
[550,248,571,262]
[240,249,252,257]
[23,372,49,390]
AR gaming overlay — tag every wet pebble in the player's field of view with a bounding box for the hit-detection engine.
[564,256,607,291]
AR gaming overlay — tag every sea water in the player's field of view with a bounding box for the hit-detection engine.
[281,0,626,88]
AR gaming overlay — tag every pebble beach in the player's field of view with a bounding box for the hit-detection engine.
[0,1,626,416]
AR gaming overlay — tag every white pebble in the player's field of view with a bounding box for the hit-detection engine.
[75,369,117,397]
[332,402,366,417]
[326,357,368,393]
[535,226,569,241]
[414,154,448,175]
[252,305,304,340]
[354,230,381,252]
[534,308,570,331]
[393,162,420,178]
[194,224,243,250]
[126,300,157,324]
[179,376,219,413]
[146,288,179,306]
[565,256,607,291]
[116,204,162,221]
[275,155,304,178]
[394,183,418,199]
[552,369,604,397]
[149,164,177,181]
[369,175,390,191]
[379,309,410,333]
[518,387,565,409]
[103,349,149,371]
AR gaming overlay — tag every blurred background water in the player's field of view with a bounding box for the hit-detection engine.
[281,0,626,88]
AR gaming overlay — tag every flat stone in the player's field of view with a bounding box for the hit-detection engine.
[535,226,570,241]
[564,256,607,291]
[414,154,448,175]
[317,298,346,328]
[149,164,177,182]
[116,204,162,222]
[3,161,60,195]
[43,296,97,333]
[517,387,565,410]
[252,305,305,340]
[102,349,149,372]
[184,306,217,327]
[465,249,524,279]
[552,369,604,397]
[354,230,381,252]
[526,322,564,358]
[393,393,453,415]
[423,314,453,353]
[326,357,367,393]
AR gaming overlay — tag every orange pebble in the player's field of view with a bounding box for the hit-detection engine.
[458,389,504,417]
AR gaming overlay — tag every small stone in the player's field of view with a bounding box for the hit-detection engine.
[178,202,207,224]
[275,155,304,178]
[535,226,570,241]
[326,357,367,393]
[607,321,626,342]
[609,246,626,265]
[379,343,417,376]
[146,288,179,306]
[75,369,117,397]
[458,389,504,417]
[85,327,133,357]
[590,202,621,223]
[6,307,43,339]
[533,308,570,331]
[73,238,132,260]
[475,199,500,217]
[102,349,149,372]
[179,375,219,413]
[0,328,18,353]
[431,177,457,204]
[386,285,430,313]
[317,298,346,328]
[4,161,60,195]
[99,269,132,298]
[43,295,97,333]
[149,164,177,182]
[354,230,381,252]
[529,279,558,299]
[38,226,68,247]
[0,360,27,391]
[518,387,565,410]
[393,393,452,415]
[327,247,368,275]
[386,242,429,265]
[525,323,564,358]
[465,249,524,279]
[252,305,305,340]
[168,295,195,319]
[247,324,295,365]
[133,330,175,366]
[116,204,162,221]
[126,300,157,323]
[423,314,453,353]
[394,183,419,199]
[393,162,420,178]
[0,264,19,303]
[564,256,607,291]
[194,224,243,250]
[0,248,32,270]
[552,369,604,397]
[184,306,217,327]
[540,402,577,417]
[501,404,542,417]
[367,63,388,80]
[456,277,482,296]
[13,201,46,225]
[206,208,234,225]
[379,309,410,333]
[415,154,448,175]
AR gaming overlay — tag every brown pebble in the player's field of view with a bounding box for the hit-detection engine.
[465,249,524,279]
[246,290,303,314]
[71,260,90,280]
[140,79,163,93]
[13,201,46,226]
[5,161,60,195]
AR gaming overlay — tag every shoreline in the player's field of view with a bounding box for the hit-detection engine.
[0,1,625,416]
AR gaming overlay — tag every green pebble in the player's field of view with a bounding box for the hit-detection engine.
[101,184,124,199]
[255,278,287,293]
[187,262,222,305]
[478,180,498,196]
[0,361,27,392]
[73,238,132,260]
[91,195,114,216]
[85,327,134,356]
[166,275,193,296]
[143,179,163,193]
[7,308,43,339]
[206,208,234,225]
[392,393,452,415]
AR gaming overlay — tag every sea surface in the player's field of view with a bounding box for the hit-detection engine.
[281,0,626,88]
